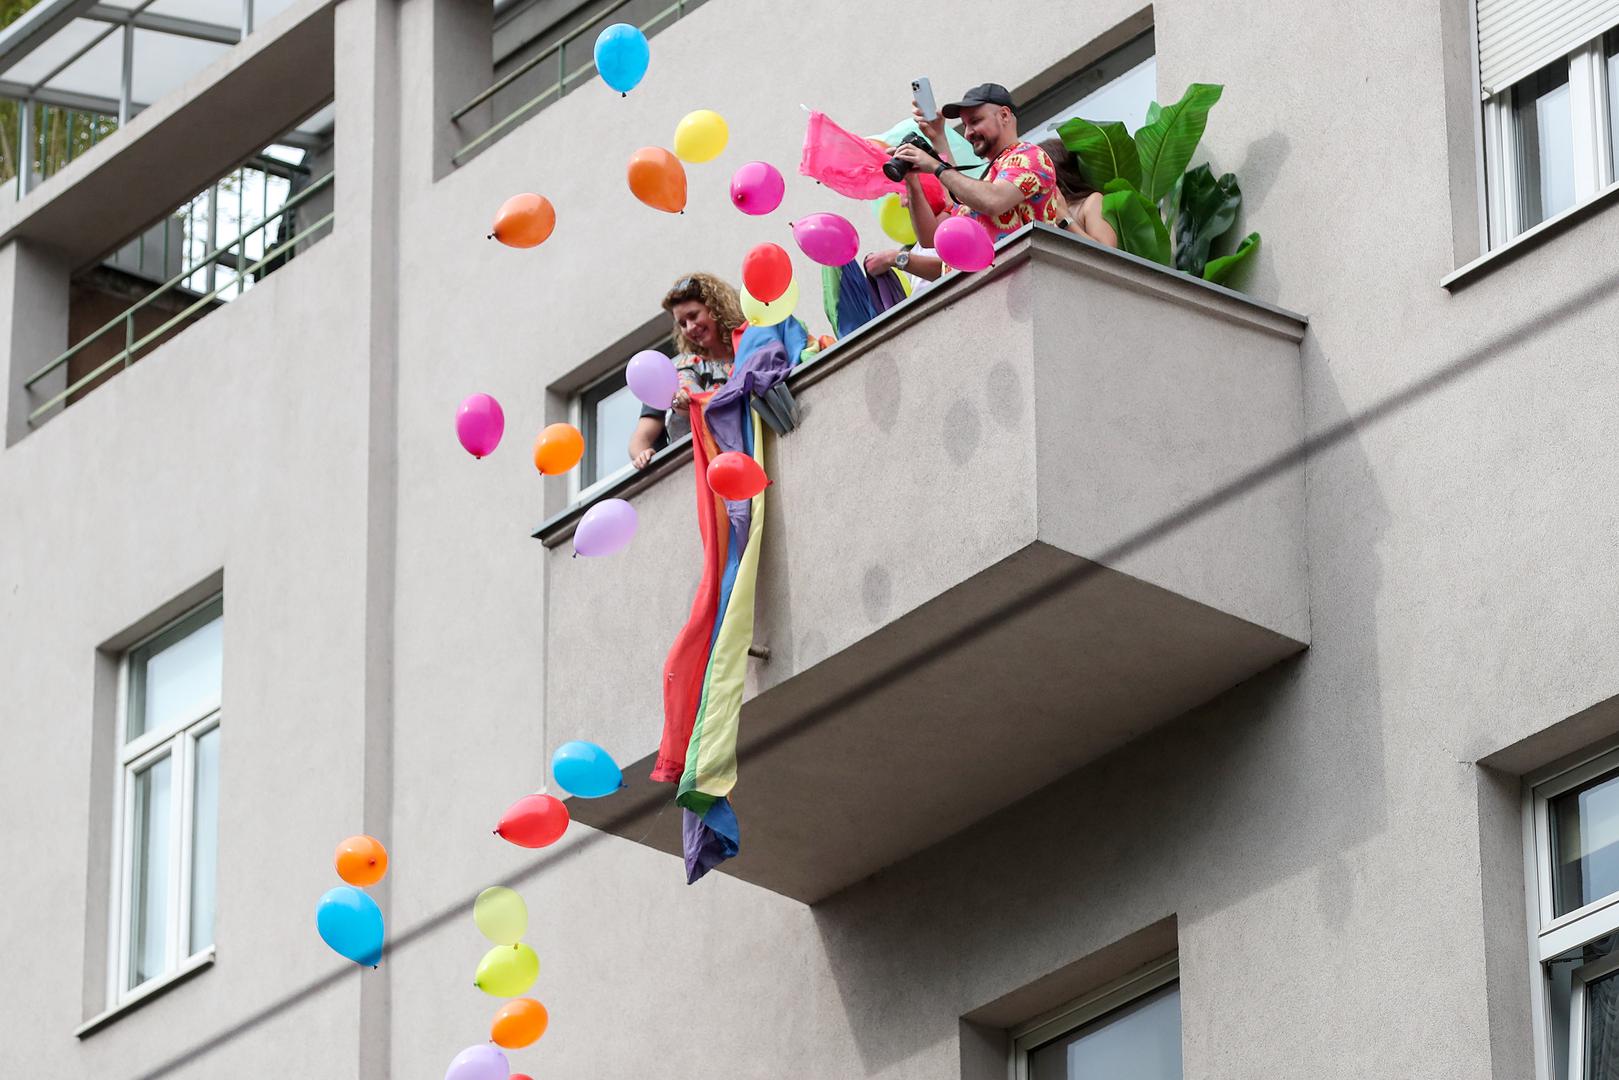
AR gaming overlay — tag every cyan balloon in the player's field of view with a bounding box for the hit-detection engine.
[594,23,649,95]
[551,740,623,798]
[317,885,384,967]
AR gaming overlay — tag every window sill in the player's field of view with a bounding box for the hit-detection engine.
[1443,179,1619,291]
[74,948,215,1039]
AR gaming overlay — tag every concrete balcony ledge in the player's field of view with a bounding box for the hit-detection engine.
[541,225,1310,904]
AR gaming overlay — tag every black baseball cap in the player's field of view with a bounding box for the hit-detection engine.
[941,83,1015,119]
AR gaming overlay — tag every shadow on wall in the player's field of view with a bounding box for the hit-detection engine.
[806,335,1392,1077]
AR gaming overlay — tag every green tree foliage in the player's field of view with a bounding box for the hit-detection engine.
[0,0,119,186]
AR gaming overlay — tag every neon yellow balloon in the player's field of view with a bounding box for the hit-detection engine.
[474,943,539,997]
[875,193,917,245]
[673,110,729,164]
[473,886,528,947]
[740,277,798,327]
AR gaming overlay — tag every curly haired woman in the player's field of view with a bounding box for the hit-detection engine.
[629,272,747,470]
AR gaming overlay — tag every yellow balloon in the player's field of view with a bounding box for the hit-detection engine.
[473,886,528,947]
[875,193,917,245]
[740,277,798,327]
[474,943,539,997]
[673,109,729,164]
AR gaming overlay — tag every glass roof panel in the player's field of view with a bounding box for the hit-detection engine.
[37,29,123,102]
[129,29,228,103]
[4,19,109,87]
[253,0,300,26]
[146,0,245,25]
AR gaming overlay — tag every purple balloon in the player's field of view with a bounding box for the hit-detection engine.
[626,349,678,410]
[456,393,504,459]
[934,216,994,272]
[575,498,638,557]
[730,161,784,216]
[792,212,859,266]
[444,1044,508,1080]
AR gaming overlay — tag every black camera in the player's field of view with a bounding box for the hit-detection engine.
[882,132,942,182]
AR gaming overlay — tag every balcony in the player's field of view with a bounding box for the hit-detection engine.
[537,224,1310,903]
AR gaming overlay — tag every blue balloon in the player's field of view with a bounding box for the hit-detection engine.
[594,23,649,95]
[316,885,384,967]
[551,739,624,798]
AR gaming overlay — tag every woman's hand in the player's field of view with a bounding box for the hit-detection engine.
[672,386,692,413]
[865,249,899,276]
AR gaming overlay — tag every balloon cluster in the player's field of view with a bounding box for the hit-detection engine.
[444,886,547,1080]
[316,835,388,967]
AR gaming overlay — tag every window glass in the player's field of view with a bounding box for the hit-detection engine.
[1020,32,1157,146]
[1583,966,1619,1078]
[1552,770,1619,916]
[128,755,172,989]
[190,726,220,952]
[582,375,643,487]
[1028,982,1182,1080]
[1512,60,1575,229]
[129,609,222,741]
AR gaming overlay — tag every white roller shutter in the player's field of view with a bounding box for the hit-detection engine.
[1478,0,1619,96]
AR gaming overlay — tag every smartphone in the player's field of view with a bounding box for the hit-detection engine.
[912,78,938,122]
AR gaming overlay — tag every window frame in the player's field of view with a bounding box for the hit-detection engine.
[1483,32,1617,249]
[1009,953,1180,1080]
[107,595,223,1006]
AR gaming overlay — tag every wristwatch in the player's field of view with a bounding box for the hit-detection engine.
[896,248,912,271]
[935,161,955,176]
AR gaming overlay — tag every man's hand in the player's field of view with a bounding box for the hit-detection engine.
[912,100,945,144]
[892,142,943,175]
[865,249,900,276]
[632,447,655,469]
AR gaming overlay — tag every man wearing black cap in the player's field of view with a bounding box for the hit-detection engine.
[891,81,1060,251]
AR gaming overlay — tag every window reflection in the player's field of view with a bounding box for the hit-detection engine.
[1512,61,1575,228]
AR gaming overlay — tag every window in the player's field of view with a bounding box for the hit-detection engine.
[1012,956,1181,1080]
[113,597,222,1000]
[1020,30,1158,145]
[572,330,676,495]
[1527,747,1619,1080]
[1480,7,1619,247]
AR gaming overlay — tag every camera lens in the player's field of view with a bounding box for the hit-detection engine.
[882,156,911,182]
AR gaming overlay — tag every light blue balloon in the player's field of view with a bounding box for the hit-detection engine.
[316,885,384,967]
[551,739,624,798]
[594,23,649,95]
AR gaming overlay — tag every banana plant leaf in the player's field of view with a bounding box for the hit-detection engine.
[1135,83,1223,205]
[1056,117,1140,190]
[1100,178,1170,265]
[1145,100,1162,127]
[1203,232,1260,284]
[1172,164,1241,277]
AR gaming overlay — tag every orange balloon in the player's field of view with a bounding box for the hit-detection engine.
[626,147,687,214]
[490,193,556,248]
[491,998,549,1049]
[533,423,584,475]
[334,835,388,886]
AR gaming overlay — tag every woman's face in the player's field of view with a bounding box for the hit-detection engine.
[671,299,720,354]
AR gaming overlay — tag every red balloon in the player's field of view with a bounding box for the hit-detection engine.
[707,451,769,501]
[495,794,570,848]
[512,1075,535,1080]
[741,242,792,304]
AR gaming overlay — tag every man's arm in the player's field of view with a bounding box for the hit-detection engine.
[892,143,1023,218]
[904,170,944,248]
[629,415,664,470]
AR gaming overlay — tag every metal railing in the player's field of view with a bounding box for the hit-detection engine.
[23,172,334,426]
[449,0,698,167]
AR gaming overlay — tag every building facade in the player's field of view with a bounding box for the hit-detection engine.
[2,0,1618,1077]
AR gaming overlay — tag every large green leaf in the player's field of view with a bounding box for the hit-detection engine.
[1172,164,1242,277]
[1144,100,1162,127]
[1100,178,1170,265]
[1056,117,1140,190]
[1203,232,1260,284]
[1135,83,1223,205]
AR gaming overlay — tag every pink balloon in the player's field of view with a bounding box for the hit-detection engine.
[626,350,678,410]
[792,212,859,266]
[456,393,504,459]
[730,161,784,216]
[574,498,638,557]
[445,1044,508,1080]
[934,216,995,273]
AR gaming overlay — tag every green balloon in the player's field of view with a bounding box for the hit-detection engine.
[474,886,528,947]
[475,943,539,997]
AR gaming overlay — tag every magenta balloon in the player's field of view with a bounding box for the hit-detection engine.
[625,350,679,410]
[444,1044,509,1080]
[456,393,505,459]
[730,161,784,216]
[574,498,638,557]
[934,216,995,272]
[791,212,859,266]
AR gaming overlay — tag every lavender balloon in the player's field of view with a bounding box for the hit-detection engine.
[574,498,638,557]
[792,212,859,266]
[456,393,504,459]
[444,1044,508,1080]
[626,349,679,410]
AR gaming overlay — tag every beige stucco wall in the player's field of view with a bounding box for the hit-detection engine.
[4,0,1619,1077]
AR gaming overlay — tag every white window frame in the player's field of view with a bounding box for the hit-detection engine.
[1483,33,1617,248]
[1009,954,1180,1080]
[1525,739,1619,1080]
[107,596,223,1006]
